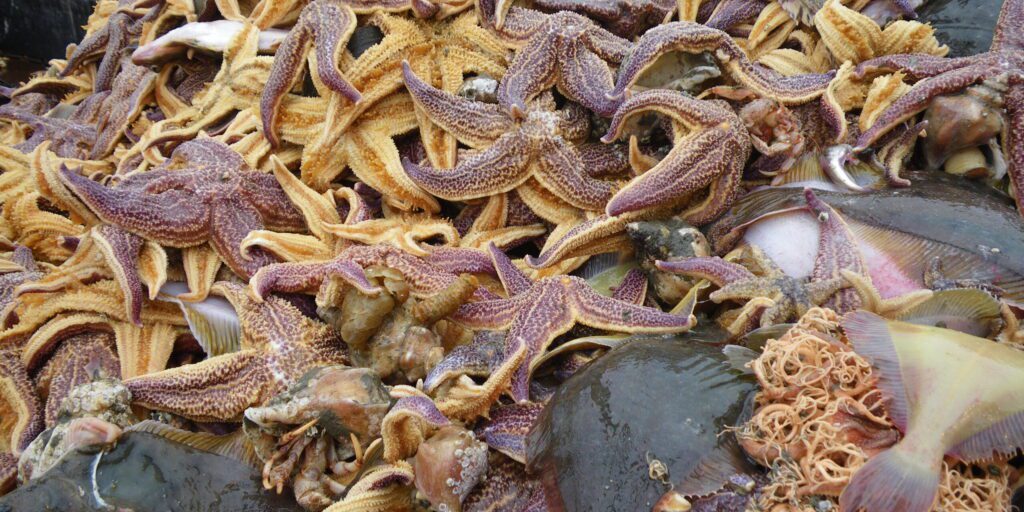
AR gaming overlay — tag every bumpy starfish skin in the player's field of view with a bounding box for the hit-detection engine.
[610,21,835,104]
[299,12,510,193]
[0,56,153,159]
[60,0,150,91]
[251,243,497,302]
[481,401,543,463]
[804,188,867,312]
[449,244,691,401]
[125,282,347,422]
[35,331,121,428]
[260,0,361,147]
[602,90,751,221]
[262,0,470,142]
[852,0,1024,215]
[0,246,43,322]
[0,348,44,464]
[531,0,674,38]
[59,139,304,279]
[496,11,631,118]
[657,251,848,328]
[401,63,616,217]
[0,95,101,160]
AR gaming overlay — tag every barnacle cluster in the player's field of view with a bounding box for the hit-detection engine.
[1,0,1023,510]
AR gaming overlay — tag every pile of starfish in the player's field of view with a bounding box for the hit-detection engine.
[0,0,1023,510]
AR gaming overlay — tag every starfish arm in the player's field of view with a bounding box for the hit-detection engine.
[260,1,359,147]
[91,60,157,159]
[343,127,442,213]
[309,1,360,98]
[478,0,546,44]
[709,277,782,303]
[678,159,744,225]
[424,247,496,276]
[496,29,559,118]
[449,296,525,329]
[261,36,308,146]
[209,196,277,279]
[1006,78,1024,217]
[606,124,746,216]
[705,0,766,30]
[611,268,648,304]
[59,166,210,247]
[804,277,850,306]
[401,131,533,201]
[423,334,504,392]
[656,256,755,286]
[11,245,38,272]
[576,143,631,178]
[61,24,111,78]
[486,243,533,296]
[238,172,306,232]
[251,259,377,299]
[506,285,575,401]
[0,349,44,456]
[854,54,980,81]
[93,15,130,92]
[526,214,627,269]
[533,136,616,211]
[578,22,633,63]
[570,278,691,331]
[611,22,831,104]
[992,0,1024,52]
[402,62,512,149]
[804,189,866,311]
[855,63,1000,150]
[344,245,491,299]
[125,349,271,422]
[93,225,146,326]
[603,89,732,140]
[555,40,620,117]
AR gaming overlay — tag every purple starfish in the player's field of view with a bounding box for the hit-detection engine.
[852,0,1024,217]
[59,139,305,281]
[449,244,692,402]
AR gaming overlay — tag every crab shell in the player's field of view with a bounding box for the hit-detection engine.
[244,365,391,441]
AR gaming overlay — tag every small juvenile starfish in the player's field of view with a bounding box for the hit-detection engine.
[449,244,692,402]
[601,90,751,221]
[659,253,847,330]
[495,11,631,118]
[59,139,304,282]
[125,282,347,422]
[400,63,618,221]
[609,21,835,105]
[852,0,1024,215]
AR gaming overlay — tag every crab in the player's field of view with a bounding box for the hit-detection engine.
[242,365,391,511]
